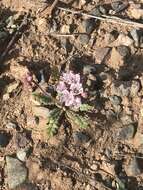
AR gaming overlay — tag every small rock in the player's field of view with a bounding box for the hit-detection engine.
[78,34,90,44]
[73,131,90,144]
[6,122,17,129]
[60,24,70,33]
[124,158,142,176]
[109,47,124,70]
[90,7,101,16]
[130,80,140,97]
[17,149,27,162]
[110,95,122,105]
[15,132,31,148]
[83,65,96,75]
[90,163,98,171]
[119,83,130,97]
[110,33,134,47]
[111,1,128,13]
[130,29,139,47]
[117,124,135,140]
[94,47,110,64]
[3,93,10,100]
[15,183,38,190]
[120,115,133,125]
[7,81,19,93]
[116,45,130,58]
[0,131,11,148]
[81,19,96,34]
[6,156,27,189]
[99,6,107,14]
[128,5,143,19]
[32,106,50,119]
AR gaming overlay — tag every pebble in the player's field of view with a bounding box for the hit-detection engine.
[99,6,107,14]
[117,124,135,140]
[17,149,27,162]
[90,163,98,171]
[109,47,124,70]
[110,95,122,105]
[130,80,140,97]
[124,158,142,176]
[120,115,133,125]
[78,34,90,44]
[0,131,11,148]
[94,47,110,64]
[73,131,90,144]
[6,122,17,129]
[15,132,31,148]
[81,19,96,34]
[83,65,96,75]
[111,1,128,13]
[6,156,28,189]
[130,29,139,47]
[110,33,134,47]
[116,45,130,58]
[90,7,101,16]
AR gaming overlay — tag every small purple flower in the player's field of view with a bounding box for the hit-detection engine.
[56,71,83,108]
[59,90,74,107]
[73,97,81,109]
[70,83,83,95]
[62,71,80,84]
[56,81,67,93]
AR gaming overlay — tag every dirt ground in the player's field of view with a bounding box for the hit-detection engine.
[1,0,143,190]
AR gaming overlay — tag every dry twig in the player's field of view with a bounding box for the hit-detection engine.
[39,0,59,17]
[57,6,143,29]
[0,13,29,63]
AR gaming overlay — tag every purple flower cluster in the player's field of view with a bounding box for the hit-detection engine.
[56,71,84,108]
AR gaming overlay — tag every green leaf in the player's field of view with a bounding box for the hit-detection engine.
[116,178,126,190]
[46,108,61,136]
[79,104,94,112]
[33,93,54,106]
[66,111,90,128]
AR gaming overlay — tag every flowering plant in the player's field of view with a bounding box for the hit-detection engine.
[28,70,93,136]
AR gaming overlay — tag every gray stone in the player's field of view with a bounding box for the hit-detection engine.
[6,122,17,129]
[130,29,139,47]
[110,95,122,105]
[73,131,90,143]
[99,6,107,14]
[17,149,27,162]
[125,158,142,176]
[81,19,96,34]
[111,1,128,13]
[6,156,27,189]
[0,131,11,148]
[116,45,130,58]
[83,65,96,75]
[117,124,135,140]
[90,7,101,16]
[78,34,90,44]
